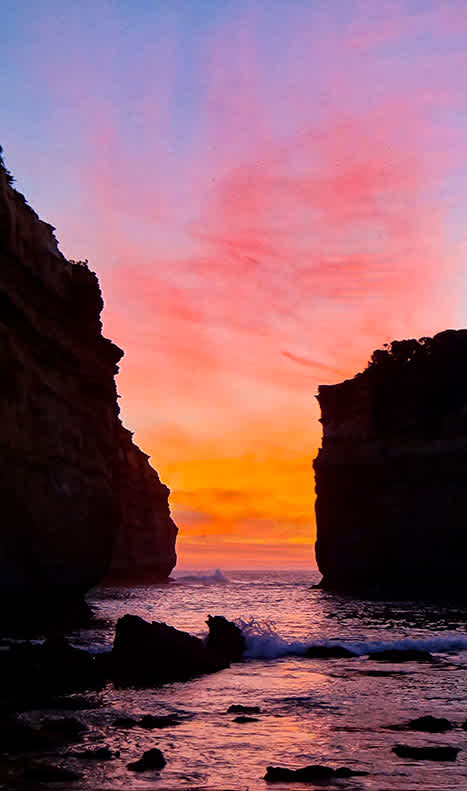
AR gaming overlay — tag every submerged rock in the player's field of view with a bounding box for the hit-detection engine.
[368,649,433,662]
[392,744,460,761]
[127,747,166,772]
[305,645,358,659]
[112,716,138,728]
[314,331,467,598]
[227,705,261,714]
[406,715,453,732]
[233,716,259,723]
[264,765,367,782]
[139,714,182,729]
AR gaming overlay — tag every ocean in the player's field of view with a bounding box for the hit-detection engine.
[57,570,467,788]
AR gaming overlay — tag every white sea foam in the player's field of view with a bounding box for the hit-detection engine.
[236,618,467,659]
[174,568,229,584]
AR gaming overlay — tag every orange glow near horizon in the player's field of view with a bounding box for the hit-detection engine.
[9,2,467,568]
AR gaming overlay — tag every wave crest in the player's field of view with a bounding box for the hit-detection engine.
[235,619,467,660]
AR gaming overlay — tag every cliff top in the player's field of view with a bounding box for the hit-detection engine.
[317,329,467,440]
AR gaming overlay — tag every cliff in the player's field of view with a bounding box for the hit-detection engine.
[107,424,178,582]
[314,331,467,597]
[0,148,177,602]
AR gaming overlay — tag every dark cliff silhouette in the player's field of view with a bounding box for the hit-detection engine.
[0,147,177,604]
[314,330,467,598]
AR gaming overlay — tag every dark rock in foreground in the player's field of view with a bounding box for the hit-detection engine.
[392,744,460,761]
[111,613,240,684]
[40,716,87,741]
[265,765,368,782]
[406,715,453,732]
[127,748,166,772]
[314,331,467,598]
[368,648,433,662]
[0,712,87,753]
[0,636,103,702]
[305,645,358,659]
[23,763,82,783]
[206,615,246,662]
[75,747,118,760]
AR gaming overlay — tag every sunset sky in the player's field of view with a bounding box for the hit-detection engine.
[3,1,467,568]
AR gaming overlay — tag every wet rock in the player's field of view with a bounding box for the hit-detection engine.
[227,705,261,714]
[206,615,246,662]
[265,765,367,782]
[127,747,166,772]
[140,714,181,729]
[0,635,103,697]
[233,716,259,723]
[112,614,229,684]
[406,715,453,732]
[34,693,99,711]
[0,716,48,752]
[368,649,433,662]
[75,747,118,760]
[392,744,460,761]
[305,645,358,659]
[40,716,87,741]
[0,713,86,752]
[23,763,82,783]
[112,716,138,728]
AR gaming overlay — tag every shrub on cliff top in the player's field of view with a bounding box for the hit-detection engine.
[369,337,432,370]
[0,146,15,185]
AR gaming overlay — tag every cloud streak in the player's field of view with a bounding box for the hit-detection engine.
[12,0,467,566]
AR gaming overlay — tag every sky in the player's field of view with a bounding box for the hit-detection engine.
[3,0,467,569]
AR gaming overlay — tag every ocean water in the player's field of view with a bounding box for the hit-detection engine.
[58,570,467,788]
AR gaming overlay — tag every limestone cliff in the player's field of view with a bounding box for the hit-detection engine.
[0,148,177,600]
[314,331,467,597]
[106,424,178,582]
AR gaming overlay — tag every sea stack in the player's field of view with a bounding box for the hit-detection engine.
[0,148,177,603]
[314,331,467,597]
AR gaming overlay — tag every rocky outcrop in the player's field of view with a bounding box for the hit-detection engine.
[314,331,467,597]
[109,613,245,684]
[0,148,177,602]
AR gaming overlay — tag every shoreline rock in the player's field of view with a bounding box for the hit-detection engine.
[110,613,245,685]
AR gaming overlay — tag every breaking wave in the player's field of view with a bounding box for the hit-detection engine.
[236,618,467,659]
[173,568,229,585]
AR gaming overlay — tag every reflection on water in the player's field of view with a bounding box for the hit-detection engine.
[26,570,467,789]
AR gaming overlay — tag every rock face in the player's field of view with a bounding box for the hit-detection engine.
[314,331,467,597]
[105,424,177,582]
[0,148,177,601]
